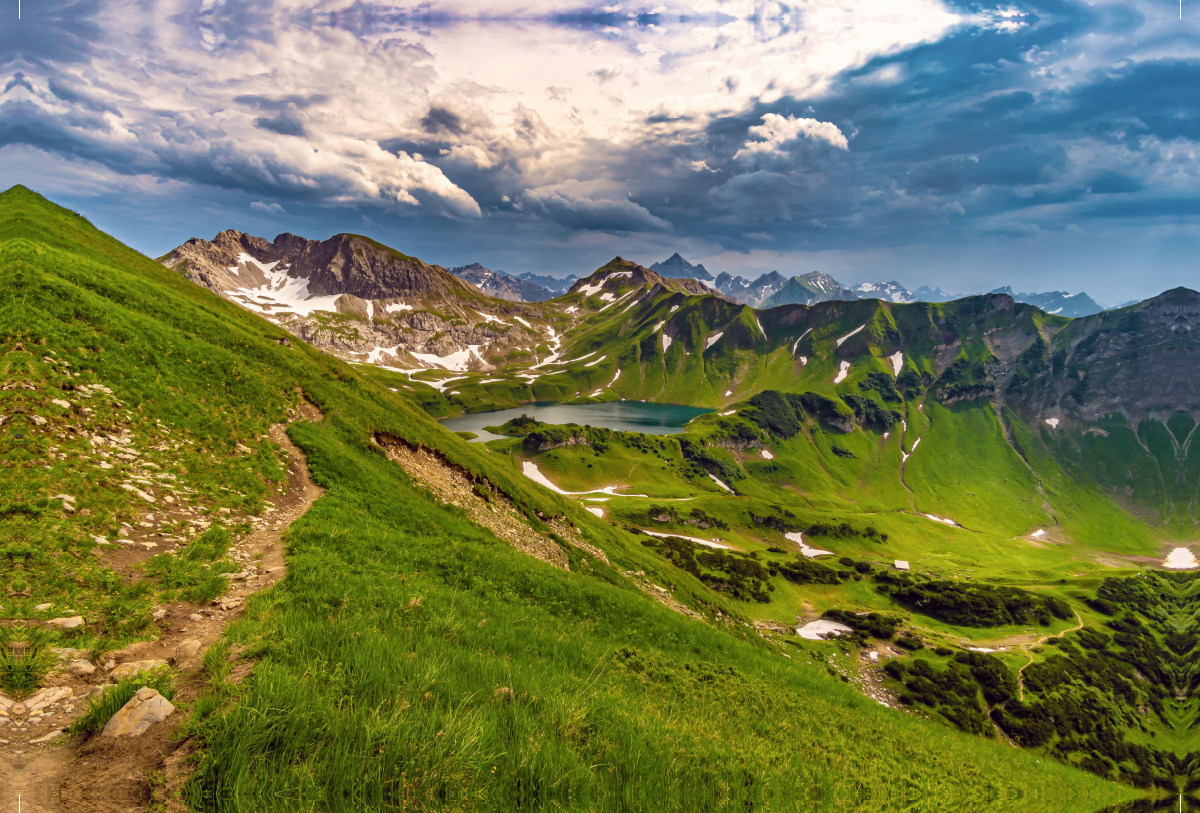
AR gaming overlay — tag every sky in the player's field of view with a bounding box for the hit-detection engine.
[1,0,1198,304]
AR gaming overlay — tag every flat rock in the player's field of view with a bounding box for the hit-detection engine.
[174,639,203,667]
[109,658,169,680]
[101,687,175,737]
[46,616,84,629]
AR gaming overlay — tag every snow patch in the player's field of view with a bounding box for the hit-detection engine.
[566,306,578,313]
[784,531,832,558]
[410,345,482,372]
[584,355,606,367]
[521,462,656,498]
[599,292,615,302]
[720,410,736,416]
[1044,417,1060,429]
[834,360,851,384]
[889,351,903,376]
[476,311,508,325]
[385,302,413,313]
[791,328,813,355]
[755,316,767,340]
[924,513,957,526]
[708,474,734,493]
[705,332,724,350]
[836,324,866,347]
[1164,548,1198,569]
[366,345,400,364]
[639,528,731,550]
[761,449,774,460]
[662,334,673,352]
[599,290,637,312]
[227,258,342,317]
[724,389,733,397]
[797,620,852,641]
[1031,529,1046,538]
[514,317,533,328]
[585,506,604,518]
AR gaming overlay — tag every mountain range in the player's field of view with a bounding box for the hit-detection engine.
[439,249,1108,317]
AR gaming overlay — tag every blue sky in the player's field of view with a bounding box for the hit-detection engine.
[2,0,1198,303]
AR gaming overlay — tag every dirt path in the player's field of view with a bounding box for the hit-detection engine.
[1016,612,1084,702]
[0,411,323,813]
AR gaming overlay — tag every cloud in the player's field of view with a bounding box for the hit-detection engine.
[251,201,285,214]
[734,114,849,161]
[520,181,671,233]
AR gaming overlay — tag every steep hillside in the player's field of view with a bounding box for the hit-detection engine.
[3,184,1129,810]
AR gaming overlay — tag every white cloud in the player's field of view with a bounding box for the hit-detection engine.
[734,114,849,160]
[251,201,286,214]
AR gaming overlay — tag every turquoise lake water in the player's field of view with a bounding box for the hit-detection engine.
[441,401,714,442]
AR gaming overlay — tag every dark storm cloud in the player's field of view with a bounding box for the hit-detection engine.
[420,107,465,135]
[234,94,329,111]
[254,115,308,137]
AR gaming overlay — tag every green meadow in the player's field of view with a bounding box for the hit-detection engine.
[0,184,1178,809]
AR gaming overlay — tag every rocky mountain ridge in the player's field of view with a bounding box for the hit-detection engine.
[450,262,556,302]
[160,230,553,373]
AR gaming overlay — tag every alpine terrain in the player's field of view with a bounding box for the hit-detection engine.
[2,184,1190,811]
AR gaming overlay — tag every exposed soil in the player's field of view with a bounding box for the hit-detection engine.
[377,434,574,569]
[375,434,707,620]
[0,407,324,812]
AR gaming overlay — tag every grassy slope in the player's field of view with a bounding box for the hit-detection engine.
[0,185,1133,811]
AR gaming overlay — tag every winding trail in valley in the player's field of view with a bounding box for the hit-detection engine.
[1016,612,1085,702]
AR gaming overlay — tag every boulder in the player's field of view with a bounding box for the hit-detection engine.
[69,660,96,676]
[101,687,175,737]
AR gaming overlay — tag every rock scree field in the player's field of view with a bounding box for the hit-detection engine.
[0,184,1181,811]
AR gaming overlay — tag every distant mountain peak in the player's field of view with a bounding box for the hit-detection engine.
[448,262,555,302]
[649,253,714,282]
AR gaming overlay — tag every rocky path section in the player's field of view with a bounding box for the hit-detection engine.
[0,411,324,813]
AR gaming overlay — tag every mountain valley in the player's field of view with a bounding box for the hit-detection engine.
[4,185,1198,810]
